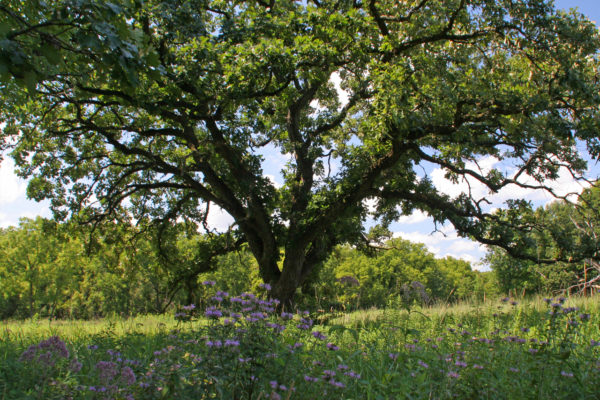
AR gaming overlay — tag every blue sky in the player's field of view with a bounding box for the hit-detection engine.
[1,0,599,270]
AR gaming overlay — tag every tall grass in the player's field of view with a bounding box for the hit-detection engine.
[1,290,599,399]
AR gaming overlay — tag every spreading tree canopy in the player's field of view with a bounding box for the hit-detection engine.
[2,0,600,303]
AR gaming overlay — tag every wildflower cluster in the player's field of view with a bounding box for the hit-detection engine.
[9,290,600,399]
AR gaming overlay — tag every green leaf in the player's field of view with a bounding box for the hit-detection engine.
[22,70,37,92]
[40,46,62,65]
[105,2,123,15]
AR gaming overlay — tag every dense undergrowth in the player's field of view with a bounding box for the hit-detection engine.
[1,284,599,399]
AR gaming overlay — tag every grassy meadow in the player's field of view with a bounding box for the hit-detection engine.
[1,288,600,399]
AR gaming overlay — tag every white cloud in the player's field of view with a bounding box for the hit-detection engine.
[264,174,282,188]
[430,156,590,208]
[309,71,351,112]
[0,212,10,228]
[363,198,378,214]
[0,158,27,204]
[393,227,487,270]
[330,71,350,108]
[397,210,430,224]
[430,156,500,200]
[0,206,52,228]
[205,204,235,232]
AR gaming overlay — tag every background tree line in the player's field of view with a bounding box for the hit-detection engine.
[2,185,599,319]
[0,217,494,319]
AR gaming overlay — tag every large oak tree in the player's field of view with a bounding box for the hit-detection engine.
[1,0,600,304]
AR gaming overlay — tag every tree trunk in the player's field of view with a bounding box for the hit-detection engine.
[270,245,307,308]
[260,231,333,307]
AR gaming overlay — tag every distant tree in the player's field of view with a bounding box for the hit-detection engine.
[435,256,476,300]
[309,239,479,309]
[2,0,600,304]
[485,185,600,295]
[0,218,65,317]
[484,246,541,295]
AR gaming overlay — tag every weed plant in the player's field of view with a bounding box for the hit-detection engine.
[1,284,599,399]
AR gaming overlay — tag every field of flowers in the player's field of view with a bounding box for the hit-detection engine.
[1,283,599,399]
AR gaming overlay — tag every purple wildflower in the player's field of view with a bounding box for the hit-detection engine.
[328,379,346,388]
[20,336,70,367]
[312,331,326,340]
[96,361,118,384]
[121,366,136,385]
[344,371,361,379]
[281,312,294,320]
[202,280,216,286]
[326,343,339,351]
[69,358,83,372]
[205,307,223,318]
